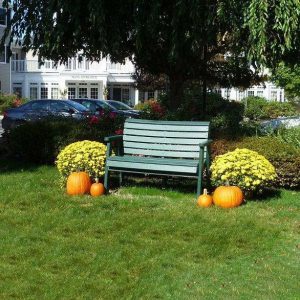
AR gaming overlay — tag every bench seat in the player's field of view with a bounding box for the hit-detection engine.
[106,155,200,175]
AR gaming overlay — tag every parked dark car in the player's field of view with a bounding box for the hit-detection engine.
[72,99,140,118]
[2,99,91,131]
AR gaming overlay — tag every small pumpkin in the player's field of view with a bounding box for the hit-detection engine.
[90,178,105,197]
[67,172,91,195]
[197,189,213,207]
[213,186,244,208]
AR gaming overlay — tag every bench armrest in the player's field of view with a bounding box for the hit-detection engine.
[104,135,123,142]
[199,139,213,148]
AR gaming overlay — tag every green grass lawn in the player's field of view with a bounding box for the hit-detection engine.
[0,162,299,299]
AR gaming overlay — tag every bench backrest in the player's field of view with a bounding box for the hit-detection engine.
[123,119,210,159]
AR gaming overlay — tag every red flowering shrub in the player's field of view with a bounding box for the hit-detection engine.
[0,93,27,113]
[138,99,166,120]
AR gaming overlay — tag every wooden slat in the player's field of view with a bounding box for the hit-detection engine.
[124,148,203,158]
[124,128,208,138]
[124,141,200,151]
[127,118,210,126]
[108,155,199,166]
[125,122,209,132]
[123,135,207,145]
[107,160,198,174]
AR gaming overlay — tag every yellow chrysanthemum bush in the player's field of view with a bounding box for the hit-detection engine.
[56,140,107,182]
[210,148,277,191]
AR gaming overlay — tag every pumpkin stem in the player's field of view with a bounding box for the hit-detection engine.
[203,188,208,195]
[95,178,99,183]
[226,180,230,186]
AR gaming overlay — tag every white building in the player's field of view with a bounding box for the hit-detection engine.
[0,2,11,94]
[219,81,285,102]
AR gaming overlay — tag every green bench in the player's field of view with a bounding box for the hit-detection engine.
[104,119,212,197]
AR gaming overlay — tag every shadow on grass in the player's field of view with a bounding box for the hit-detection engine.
[109,173,209,196]
[110,173,282,201]
[0,157,41,174]
[251,188,282,202]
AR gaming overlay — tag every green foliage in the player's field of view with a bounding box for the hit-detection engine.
[276,127,300,148]
[5,115,124,164]
[0,93,27,114]
[163,92,244,136]
[211,148,276,192]
[243,96,298,121]
[271,63,300,103]
[56,140,106,182]
[242,96,268,120]
[264,101,298,119]
[135,99,166,120]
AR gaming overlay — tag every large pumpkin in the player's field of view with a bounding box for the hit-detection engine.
[67,172,91,195]
[213,186,244,208]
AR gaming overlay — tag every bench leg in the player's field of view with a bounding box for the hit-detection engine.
[119,171,123,186]
[104,168,110,193]
[197,165,203,198]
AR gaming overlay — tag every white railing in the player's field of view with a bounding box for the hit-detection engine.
[11,58,91,72]
[11,60,58,72]
[106,62,134,73]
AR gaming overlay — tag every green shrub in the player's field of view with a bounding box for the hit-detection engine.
[5,114,124,164]
[243,96,298,121]
[0,93,27,113]
[212,136,300,189]
[242,96,268,120]
[165,92,244,136]
[264,101,298,119]
[136,99,167,120]
[275,127,300,149]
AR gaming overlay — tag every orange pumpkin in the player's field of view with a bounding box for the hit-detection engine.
[67,172,91,195]
[90,178,105,197]
[197,189,213,207]
[213,186,244,208]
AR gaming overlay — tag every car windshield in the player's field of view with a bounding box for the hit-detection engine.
[95,101,115,110]
[107,101,132,111]
[66,100,89,112]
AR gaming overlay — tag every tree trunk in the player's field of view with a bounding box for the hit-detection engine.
[202,44,207,115]
[168,74,185,111]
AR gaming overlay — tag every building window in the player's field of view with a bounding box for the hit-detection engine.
[247,90,255,97]
[238,91,245,101]
[271,91,277,101]
[13,87,22,98]
[0,8,6,26]
[257,91,264,97]
[224,88,230,99]
[122,88,130,102]
[40,87,48,99]
[138,91,145,102]
[90,88,98,99]
[0,45,5,63]
[78,88,87,98]
[146,91,154,100]
[30,87,38,100]
[51,88,59,99]
[68,87,76,99]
